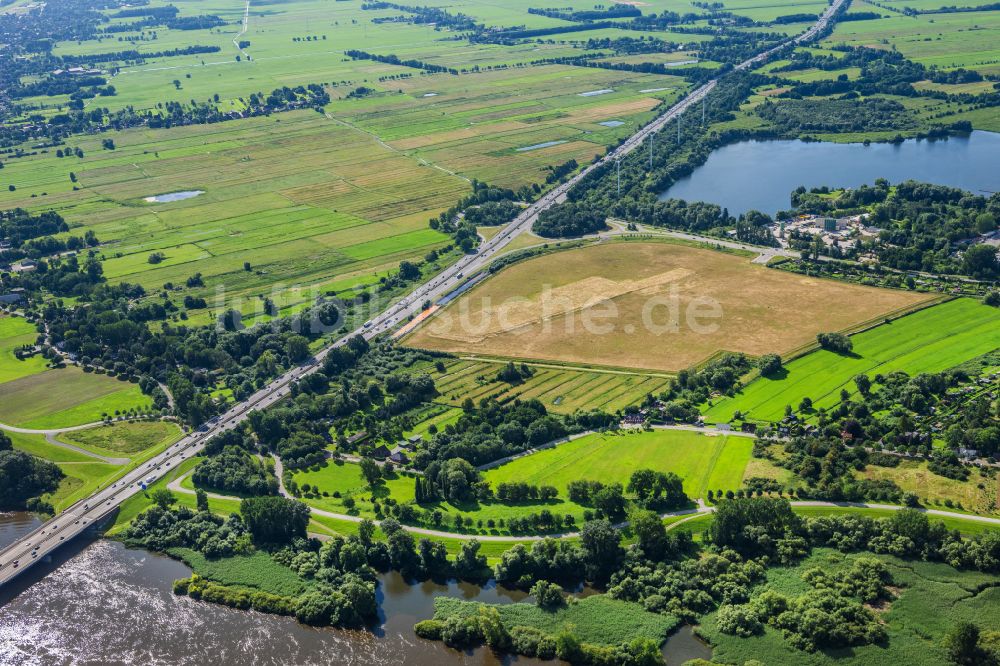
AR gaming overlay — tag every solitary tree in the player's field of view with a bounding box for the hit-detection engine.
[149,488,176,510]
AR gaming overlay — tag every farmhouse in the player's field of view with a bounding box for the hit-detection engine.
[368,444,391,459]
[0,290,25,305]
[11,259,37,273]
[346,431,370,446]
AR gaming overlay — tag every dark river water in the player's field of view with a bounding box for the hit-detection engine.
[0,513,710,665]
[660,130,1000,215]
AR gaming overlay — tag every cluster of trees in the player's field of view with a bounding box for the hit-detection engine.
[526,5,641,21]
[532,202,608,238]
[0,432,63,512]
[495,361,534,385]
[545,158,579,185]
[756,96,916,134]
[816,331,853,354]
[414,605,663,665]
[248,342,444,471]
[122,501,254,558]
[361,2,481,32]
[192,445,279,496]
[431,180,531,252]
[835,181,1000,277]
[344,50,457,75]
[495,481,558,502]
[412,397,613,469]
[128,497,381,628]
[627,469,687,508]
[716,558,889,651]
[462,200,521,227]
[240,496,311,545]
[0,208,69,247]
[422,458,480,503]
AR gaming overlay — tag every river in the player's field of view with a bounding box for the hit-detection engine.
[0,513,710,665]
[660,130,1000,215]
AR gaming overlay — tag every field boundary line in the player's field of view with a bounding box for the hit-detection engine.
[455,355,676,378]
[776,293,956,365]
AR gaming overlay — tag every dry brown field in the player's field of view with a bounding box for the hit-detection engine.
[404,242,934,371]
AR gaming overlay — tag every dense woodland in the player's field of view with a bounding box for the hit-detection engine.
[0,431,63,512]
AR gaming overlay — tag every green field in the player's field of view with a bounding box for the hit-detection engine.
[431,594,679,647]
[8,431,96,464]
[168,547,310,596]
[855,459,1000,515]
[3,310,143,437]
[0,0,705,323]
[700,548,1000,665]
[57,420,184,457]
[426,357,674,415]
[0,316,47,384]
[0,367,151,428]
[8,421,183,511]
[484,429,754,500]
[292,429,752,536]
[704,298,1000,423]
[823,2,1000,77]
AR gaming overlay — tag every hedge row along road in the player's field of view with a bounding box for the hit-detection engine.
[0,0,849,588]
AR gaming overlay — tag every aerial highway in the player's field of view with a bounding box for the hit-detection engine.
[0,0,846,588]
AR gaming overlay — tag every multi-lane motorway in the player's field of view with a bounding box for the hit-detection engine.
[0,0,845,588]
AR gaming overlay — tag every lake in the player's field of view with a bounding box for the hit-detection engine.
[659,130,1000,215]
[143,190,204,203]
[0,514,710,665]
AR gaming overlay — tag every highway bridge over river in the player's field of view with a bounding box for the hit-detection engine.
[0,0,846,588]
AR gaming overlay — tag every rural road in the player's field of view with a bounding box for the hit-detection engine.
[43,433,129,465]
[0,419,106,435]
[0,0,848,587]
[165,467,1000,543]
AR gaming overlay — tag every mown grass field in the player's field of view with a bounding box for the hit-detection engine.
[0,367,151,428]
[424,357,674,414]
[405,241,932,372]
[4,298,148,435]
[484,429,754,500]
[704,298,1000,423]
[0,315,47,384]
[699,548,1000,665]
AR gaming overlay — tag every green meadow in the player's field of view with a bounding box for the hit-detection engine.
[8,421,184,511]
[0,315,47,384]
[704,298,1000,423]
[822,5,1000,76]
[431,595,679,647]
[484,429,754,500]
[0,367,151,429]
[1,320,184,508]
